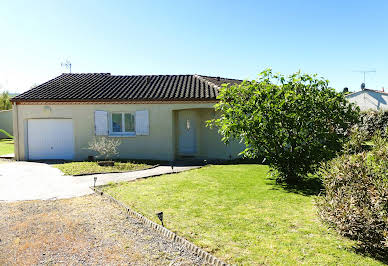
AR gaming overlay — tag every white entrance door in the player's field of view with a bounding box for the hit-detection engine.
[178,110,197,155]
[28,119,74,160]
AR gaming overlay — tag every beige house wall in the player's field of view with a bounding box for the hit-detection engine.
[14,102,244,161]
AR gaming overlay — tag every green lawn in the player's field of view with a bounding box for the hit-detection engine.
[0,138,14,155]
[102,165,383,265]
[54,161,152,175]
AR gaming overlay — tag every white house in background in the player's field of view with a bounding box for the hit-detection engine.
[346,88,388,111]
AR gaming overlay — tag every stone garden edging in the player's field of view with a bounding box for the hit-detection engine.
[91,186,228,266]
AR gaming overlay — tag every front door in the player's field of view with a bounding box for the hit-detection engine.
[178,110,197,155]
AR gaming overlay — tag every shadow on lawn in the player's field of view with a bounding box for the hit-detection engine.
[268,175,324,196]
[351,246,388,264]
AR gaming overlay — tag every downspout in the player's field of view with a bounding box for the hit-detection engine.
[12,102,20,160]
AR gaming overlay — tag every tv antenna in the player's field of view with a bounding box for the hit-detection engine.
[61,60,72,73]
[353,69,376,84]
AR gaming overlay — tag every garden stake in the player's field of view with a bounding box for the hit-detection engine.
[170,161,174,173]
[93,176,97,187]
[156,211,164,227]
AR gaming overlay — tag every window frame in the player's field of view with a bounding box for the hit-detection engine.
[109,112,136,137]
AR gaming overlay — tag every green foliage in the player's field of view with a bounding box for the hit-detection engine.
[317,134,388,259]
[209,69,360,183]
[358,110,388,139]
[0,129,13,139]
[342,126,369,154]
[0,92,12,110]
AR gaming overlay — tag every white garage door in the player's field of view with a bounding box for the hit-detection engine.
[28,119,74,160]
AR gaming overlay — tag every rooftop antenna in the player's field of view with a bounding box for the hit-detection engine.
[353,69,376,88]
[61,60,72,73]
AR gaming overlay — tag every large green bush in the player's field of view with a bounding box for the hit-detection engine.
[210,69,360,183]
[317,135,388,258]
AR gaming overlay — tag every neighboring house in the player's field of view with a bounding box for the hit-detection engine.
[346,88,388,111]
[0,110,13,138]
[11,73,244,161]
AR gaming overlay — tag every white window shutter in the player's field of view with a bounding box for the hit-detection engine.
[135,110,149,135]
[95,111,108,136]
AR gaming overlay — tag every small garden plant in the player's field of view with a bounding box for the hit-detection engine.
[88,136,121,165]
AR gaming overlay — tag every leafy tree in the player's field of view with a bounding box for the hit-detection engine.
[209,69,360,183]
[0,91,11,110]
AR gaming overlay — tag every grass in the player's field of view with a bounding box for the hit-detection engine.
[102,164,383,265]
[54,161,152,175]
[0,138,14,155]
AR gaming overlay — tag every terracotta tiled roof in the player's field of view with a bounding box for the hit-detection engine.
[12,73,242,102]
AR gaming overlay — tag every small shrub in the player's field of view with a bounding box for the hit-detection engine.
[317,135,388,258]
[88,136,121,161]
[358,110,388,139]
[342,127,369,154]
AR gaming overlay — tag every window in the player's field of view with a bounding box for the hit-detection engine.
[110,112,135,136]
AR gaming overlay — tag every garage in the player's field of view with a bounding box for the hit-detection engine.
[28,119,74,160]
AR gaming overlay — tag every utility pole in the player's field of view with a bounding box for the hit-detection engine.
[61,60,72,73]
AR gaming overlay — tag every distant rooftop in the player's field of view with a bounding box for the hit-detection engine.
[346,88,388,97]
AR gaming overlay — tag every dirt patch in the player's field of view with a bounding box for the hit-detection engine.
[0,194,203,265]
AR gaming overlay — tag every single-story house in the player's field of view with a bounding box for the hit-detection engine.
[346,88,388,111]
[11,73,244,161]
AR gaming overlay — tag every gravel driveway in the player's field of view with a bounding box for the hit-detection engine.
[0,161,200,201]
[0,194,203,265]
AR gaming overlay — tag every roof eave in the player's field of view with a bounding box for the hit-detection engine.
[12,98,219,104]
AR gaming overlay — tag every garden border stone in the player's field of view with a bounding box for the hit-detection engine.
[91,186,228,266]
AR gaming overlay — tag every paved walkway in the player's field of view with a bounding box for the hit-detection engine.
[0,161,200,202]
[0,153,14,159]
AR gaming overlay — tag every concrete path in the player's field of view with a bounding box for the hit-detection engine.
[0,161,200,202]
[0,153,14,159]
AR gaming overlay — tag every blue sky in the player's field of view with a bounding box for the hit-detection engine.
[1,0,387,93]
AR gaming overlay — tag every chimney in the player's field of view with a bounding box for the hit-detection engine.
[382,87,385,92]
[343,87,349,93]
[216,76,220,81]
